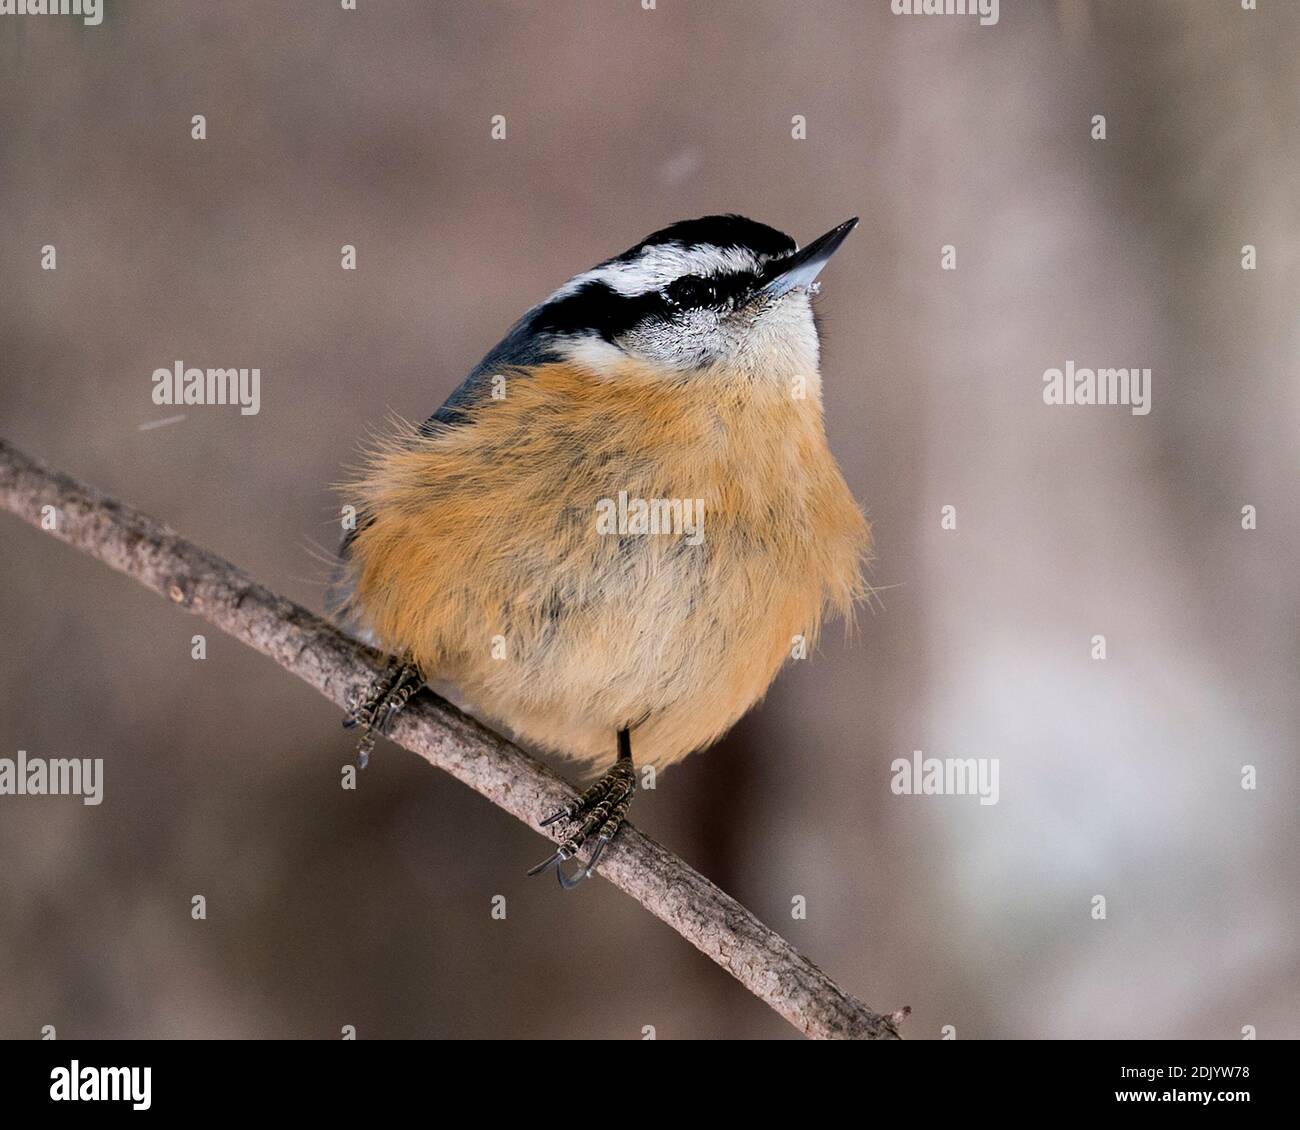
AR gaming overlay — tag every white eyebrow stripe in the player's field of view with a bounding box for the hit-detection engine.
[549,242,772,301]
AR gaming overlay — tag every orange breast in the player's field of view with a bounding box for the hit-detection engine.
[339,358,870,771]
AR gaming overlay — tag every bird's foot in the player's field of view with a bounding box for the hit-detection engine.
[528,759,636,890]
[342,659,422,769]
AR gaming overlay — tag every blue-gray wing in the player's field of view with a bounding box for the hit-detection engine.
[327,310,558,628]
[420,308,558,430]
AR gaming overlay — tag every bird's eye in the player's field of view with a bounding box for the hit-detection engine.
[665,275,718,310]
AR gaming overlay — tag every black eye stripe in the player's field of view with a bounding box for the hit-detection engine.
[666,272,758,309]
[666,276,714,307]
[532,281,666,342]
[531,268,763,345]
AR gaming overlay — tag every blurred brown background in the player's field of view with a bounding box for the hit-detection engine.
[1,0,1297,1039]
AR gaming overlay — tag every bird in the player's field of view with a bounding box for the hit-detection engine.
[332,214,871,888]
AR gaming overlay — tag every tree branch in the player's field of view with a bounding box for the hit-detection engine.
[0,436,904,1040]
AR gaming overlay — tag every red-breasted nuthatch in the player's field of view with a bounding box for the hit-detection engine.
[335,215,870,887]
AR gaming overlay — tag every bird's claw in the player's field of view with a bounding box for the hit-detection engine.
[529,760,635,890]
[343,659,422,769]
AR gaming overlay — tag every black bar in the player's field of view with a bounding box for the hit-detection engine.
[0,1038,1287,1116]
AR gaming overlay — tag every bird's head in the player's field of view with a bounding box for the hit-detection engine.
[526,214,858,383]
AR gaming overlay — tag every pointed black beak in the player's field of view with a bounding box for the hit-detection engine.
[759,217,859,298]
